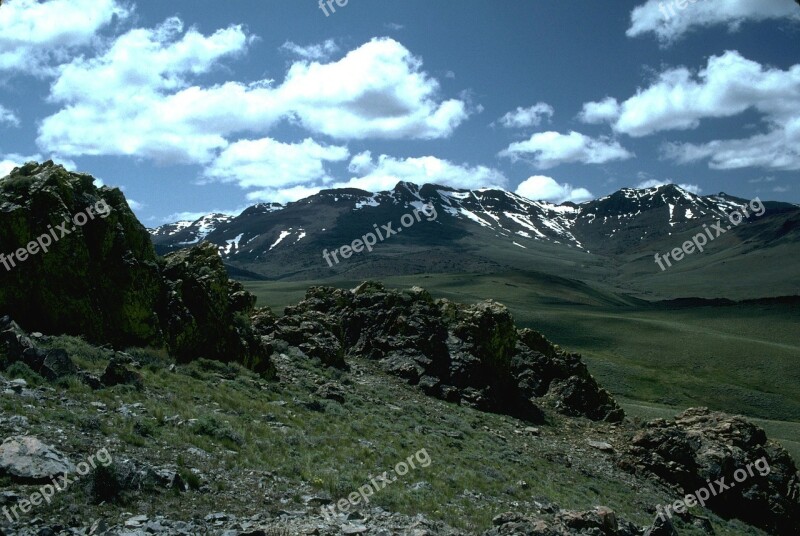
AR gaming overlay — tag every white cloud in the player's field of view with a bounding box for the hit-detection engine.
[276,37,468,139]
[578,97,620,124]
[499,131,634,169]
[341,151,508,193]
[0,105,19,126]
[280,39,339,61]
[0,153,38,176]
[0,0,129,73]
[627,0,800,44]
[39,17,253,164]
[204,137,350,201]
[748,176,776,183]
[515,175,594,204]
[126,199,145,211]
[662,116,800,170]
[38,30,468,166]
[582,51,800,170]
[0,152,75,176]
[498,103,554,128]
[635,178,702,195]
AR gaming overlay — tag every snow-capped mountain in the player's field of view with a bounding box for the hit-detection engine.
[149,182,800,281]
[149,213,236,246]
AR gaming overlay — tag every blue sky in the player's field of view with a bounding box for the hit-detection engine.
[0,0,798,224]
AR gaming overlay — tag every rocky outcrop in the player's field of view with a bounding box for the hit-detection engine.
[486,507,641,535]
[0,161,163,348]
[255,282,623,423]
[0,162,273,376]
[0,315,79,381]
[159,243,274,376]
[623,407,800,534]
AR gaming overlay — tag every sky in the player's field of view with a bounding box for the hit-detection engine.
[0,0,799,224]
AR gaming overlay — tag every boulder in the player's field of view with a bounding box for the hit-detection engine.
[625,407,800,534]
[100,356,143,388]
[0,436,74,483]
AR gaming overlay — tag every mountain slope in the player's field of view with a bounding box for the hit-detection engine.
[150,182,800,299]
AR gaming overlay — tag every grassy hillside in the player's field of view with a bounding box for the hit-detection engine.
[243,272,800,459]
[1,334,771,535]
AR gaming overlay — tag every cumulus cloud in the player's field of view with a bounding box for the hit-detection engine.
[341,151,508,193]
[38,27,468,167]
[276,37,468,139]
[635,178,702,195]
[40,17,254,164]
[497,103,554,128]
[581,51,800,170]
[662,116,800,170]
[578,97,620,124]
[515,175,594,204]
[0,105,19,126]
[280,39,339,61]
[499,131,634,169]
[627,0,800,44]
[204,137,350,201]
[0,0,129,73]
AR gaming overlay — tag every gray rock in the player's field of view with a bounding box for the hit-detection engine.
[0,436,74,482]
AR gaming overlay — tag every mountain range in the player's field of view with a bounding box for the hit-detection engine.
[150,183,800,300]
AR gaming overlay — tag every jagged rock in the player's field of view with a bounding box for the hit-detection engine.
[316,382,345,403]
[485,507,638,535]
[625,407,800,534]
[0,436,74,483]
[100,356,143,388]
[159,243,274,377]
[643,514,678,536]
[0,318,79,381]
[256,282,623,423]
[0,163,274,376]
[39,348,77,380]
[0,161,163,347]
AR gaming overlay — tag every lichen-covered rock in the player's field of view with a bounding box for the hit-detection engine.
[159,242,274,377]
[0,163,274,376]
[255,282,623,423]
[0,161,163,348]
[623,407,800,534]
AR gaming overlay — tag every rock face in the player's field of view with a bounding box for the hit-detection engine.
[255,282,623,423]
[0,161,163,348]
[0,436,74,483]
[0,162,273,376]
[159,243,273,375]
[624,407,800,534]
